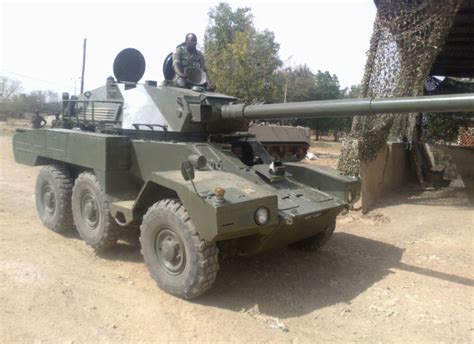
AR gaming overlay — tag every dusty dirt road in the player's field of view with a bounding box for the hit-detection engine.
[1,124,473,342]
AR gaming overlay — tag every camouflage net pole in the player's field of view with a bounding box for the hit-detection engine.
[338,0,464,176]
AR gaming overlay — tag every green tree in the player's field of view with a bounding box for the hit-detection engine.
[345,84,362,98]
[268,65,316,126]
[0,76,22,102]
[313,70,341,100]
[204,3,281,102]
[294,70,350,141]
[0,76,21,114]
[280,65,316,103]
[1,85,61,117]
[204,4,354,142]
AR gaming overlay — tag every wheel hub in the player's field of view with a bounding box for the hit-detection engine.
[42,185,56,214]
[155,229,185,275]
[82,193,99,229]
[161,239,178,261]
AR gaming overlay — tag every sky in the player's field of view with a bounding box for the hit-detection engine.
[1,0,377,96]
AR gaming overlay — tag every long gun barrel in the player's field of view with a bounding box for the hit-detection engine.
[221,93,474,120]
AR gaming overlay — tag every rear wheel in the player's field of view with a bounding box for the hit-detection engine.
[291,219,336,251]
[72,172,120,249]
[140,199,219,299]
[35,165,75,233]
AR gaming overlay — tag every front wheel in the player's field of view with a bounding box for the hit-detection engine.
[140,199,219,299]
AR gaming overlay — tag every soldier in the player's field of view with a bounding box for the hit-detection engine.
[173,33,212,89]
[31,110,47,129]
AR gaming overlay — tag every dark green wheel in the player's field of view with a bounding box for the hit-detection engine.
[154,228,186,275]
[140,199,219,299]
[35,165,75,233]
[72,172,120,249]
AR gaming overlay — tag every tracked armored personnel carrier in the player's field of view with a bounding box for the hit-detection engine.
[12,49,474,298]
[248,123,311,161]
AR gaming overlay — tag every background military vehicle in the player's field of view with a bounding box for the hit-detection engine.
[248,123,311,161]
[12,49,474,299]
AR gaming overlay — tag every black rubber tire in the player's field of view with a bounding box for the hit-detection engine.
[71,172,120,249]
[35,165,75,233]
[291,219,336,251]
[140,199,219,299]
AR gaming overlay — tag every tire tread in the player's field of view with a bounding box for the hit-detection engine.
[140,199,218,299]
[72,172,120,249]
[36,165,75,233]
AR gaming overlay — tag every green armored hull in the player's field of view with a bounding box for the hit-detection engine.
[13,127,357,252]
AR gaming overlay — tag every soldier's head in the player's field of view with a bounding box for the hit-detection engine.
[185,33,197,52]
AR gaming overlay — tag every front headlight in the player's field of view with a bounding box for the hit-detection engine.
[346,189,354,203]
[254,207,270,225]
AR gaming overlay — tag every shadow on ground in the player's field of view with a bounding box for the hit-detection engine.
[196,233,403,318]
[197,232,473,318]
[59,226,144,263]
[372,184,474,209]
[95,227,143,263]
[72,227,472,317]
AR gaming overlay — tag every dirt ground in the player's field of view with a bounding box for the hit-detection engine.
[306,139,344,167]
[1,121,473,343]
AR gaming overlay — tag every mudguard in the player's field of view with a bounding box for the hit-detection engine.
[141,170,279,242]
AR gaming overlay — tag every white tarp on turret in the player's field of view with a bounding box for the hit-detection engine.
[119,84,172,130]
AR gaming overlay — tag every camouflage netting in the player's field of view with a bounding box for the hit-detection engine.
[338,0,464,175]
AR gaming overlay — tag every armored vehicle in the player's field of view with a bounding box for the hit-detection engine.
[13,49,474,298]
[248,123,311,161]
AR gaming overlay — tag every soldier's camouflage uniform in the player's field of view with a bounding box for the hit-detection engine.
[172,45,206,87]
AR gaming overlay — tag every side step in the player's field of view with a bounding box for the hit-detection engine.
[110,200,135,226]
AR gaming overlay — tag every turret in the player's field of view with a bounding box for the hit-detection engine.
[68,49,474,136]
